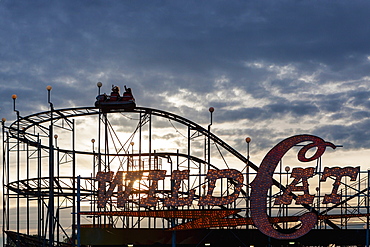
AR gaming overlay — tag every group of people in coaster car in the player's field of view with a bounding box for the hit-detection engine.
[109,85,134,102]
[95,85,136,109]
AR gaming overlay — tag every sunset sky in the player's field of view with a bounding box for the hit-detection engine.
[1,1,370,174]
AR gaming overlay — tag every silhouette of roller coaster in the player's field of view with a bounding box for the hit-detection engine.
[2,85,370,246]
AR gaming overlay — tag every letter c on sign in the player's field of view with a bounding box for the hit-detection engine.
[250,135,336,239]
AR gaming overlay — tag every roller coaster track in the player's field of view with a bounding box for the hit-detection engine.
[7,106,340,228]
[6,152,221,198]
[7,176,95,197]
[8,106,258,171]
[7,106,255,201]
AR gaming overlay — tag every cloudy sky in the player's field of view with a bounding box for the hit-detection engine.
[3,1,370,243]
[1,0,370,165]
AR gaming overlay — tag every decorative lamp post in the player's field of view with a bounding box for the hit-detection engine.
[208,107,214,167]
[245,136,251,222]
[97,82,102,95]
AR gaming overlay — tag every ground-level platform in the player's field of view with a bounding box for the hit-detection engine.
[80,228,370,246]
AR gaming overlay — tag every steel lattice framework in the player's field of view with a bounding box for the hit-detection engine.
[2,104,370,247]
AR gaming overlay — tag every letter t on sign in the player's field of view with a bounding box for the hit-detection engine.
[321,167,359,204]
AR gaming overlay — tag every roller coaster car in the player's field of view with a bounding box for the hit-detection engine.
[95,85,136,111]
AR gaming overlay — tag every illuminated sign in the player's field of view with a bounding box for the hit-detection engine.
[164,169,195,207]
[94,135,360,240]
[97,168,243,208]
[250,135,359,239]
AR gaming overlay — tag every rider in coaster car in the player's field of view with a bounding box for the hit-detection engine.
[122,85,134,101]
[110,85,120,101]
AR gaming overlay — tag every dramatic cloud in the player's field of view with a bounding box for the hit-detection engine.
[1,0,370,161]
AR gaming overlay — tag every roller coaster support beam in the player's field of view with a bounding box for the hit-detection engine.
[47,85,55,247]
[48,124,54,247]
[77,175,81,247]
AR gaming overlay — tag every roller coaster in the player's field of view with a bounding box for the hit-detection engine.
[2,85,370,246]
